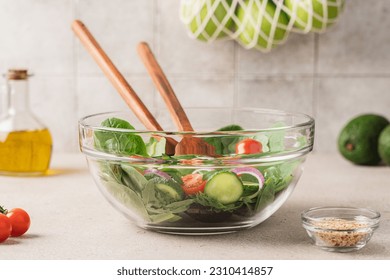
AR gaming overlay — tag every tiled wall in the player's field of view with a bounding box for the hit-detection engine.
[0,0,389,152]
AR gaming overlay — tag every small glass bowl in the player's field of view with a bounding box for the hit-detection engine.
[302,207,380,253]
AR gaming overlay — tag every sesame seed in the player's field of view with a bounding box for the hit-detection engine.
[313,218,370,247]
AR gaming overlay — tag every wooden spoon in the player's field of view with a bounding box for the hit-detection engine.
[71,20,176,155]
[137,42,216,156]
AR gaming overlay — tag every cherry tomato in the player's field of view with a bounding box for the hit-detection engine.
[6,208,30,237]
[182,173,206,196]
[0,214,12,243]
[235,138,263,155]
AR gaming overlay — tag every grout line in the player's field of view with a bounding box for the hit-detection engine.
[305,73,390,78]
[312,34,320,120]
[312,34,320,153]
[314,34,319,81]
[71,0,80,152]
[233,42,239,114]
[32,72,390,79]
[312,76,319,119]
[72,0,79,119]
[152,0,158,114]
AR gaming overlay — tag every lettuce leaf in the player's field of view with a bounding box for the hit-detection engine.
[146,137,166,157]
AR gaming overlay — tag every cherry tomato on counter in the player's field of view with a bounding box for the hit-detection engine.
[235,138,263,155]
[6,208,31,237]
[0,214,12,243]
[182,173,206,196]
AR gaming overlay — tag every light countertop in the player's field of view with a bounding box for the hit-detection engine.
[0,152,389,260]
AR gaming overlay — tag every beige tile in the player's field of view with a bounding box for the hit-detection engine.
[316,77,390,152]
[154,77,235,109]
[155,108,235,132]
[29,77,77,152]
[157,0,235,75]
[77,0,154,75]
[153,77,235,131]
[238,33,315,74]
[318,0,390,74]
[77,75,156,129]
[0,0,74,76]
[237,76,314,115]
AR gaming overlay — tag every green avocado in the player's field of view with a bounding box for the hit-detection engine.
[378,125,390,165]
[338,114,389,165]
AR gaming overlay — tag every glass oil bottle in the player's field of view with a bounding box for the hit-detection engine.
[0,69,52,176]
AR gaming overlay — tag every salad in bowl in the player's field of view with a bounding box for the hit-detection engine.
[79,108,314,234]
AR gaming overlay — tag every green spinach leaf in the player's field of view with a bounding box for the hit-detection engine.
[255,182,275,211]
[99,162,123,184]
[164,199,194,213]
[94,117,148,156]
[265,161,299,190]
[265,122,286,152]
[194,192,242,212]
[141,178,193,222]
[150,213,181,223]
[120,164,148,193]
[204,124,244,154]
[102,178,150,222]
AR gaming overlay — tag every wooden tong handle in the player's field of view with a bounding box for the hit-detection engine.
[71,20,177,153]
[137,42,193,132]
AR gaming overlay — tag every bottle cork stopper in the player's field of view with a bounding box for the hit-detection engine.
[6,69,29,80]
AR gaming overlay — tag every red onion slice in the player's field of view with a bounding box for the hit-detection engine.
[231,167,265,188]
[144,169,171,180]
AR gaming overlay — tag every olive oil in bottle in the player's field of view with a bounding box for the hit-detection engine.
[0,69,52,176]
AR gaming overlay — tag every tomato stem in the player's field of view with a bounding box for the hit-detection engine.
[0,205,8,214]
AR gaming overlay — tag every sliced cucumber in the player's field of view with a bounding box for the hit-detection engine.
[204,171,243,204]
[151,177,184,201]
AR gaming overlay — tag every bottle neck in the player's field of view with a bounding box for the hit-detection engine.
[7,79,30,115]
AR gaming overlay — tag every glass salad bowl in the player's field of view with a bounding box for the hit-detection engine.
[79,108,315,235]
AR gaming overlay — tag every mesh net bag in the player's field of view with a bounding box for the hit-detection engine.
[180,0,345,52]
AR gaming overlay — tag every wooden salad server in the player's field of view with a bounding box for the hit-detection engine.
[137,42,216,156]
[71,20,176,155]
